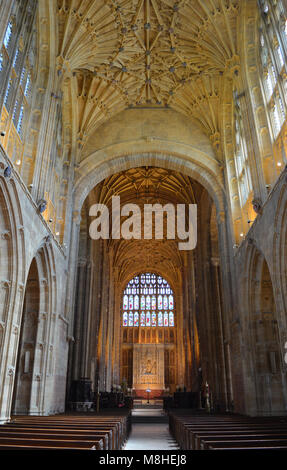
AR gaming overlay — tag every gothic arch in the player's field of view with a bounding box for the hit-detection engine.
[274,178,287,320]
[0,165,25,423]
[12,240,58,416]
[73,151,226,216]
[245,244,286,415]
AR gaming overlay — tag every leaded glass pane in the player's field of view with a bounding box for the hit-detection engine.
[123,295,128,310]
[134,312,139,327]
[128,312,133,327]
[146,311,151,327]
[164,312,169,327]
[134,295,139,310]
[140,312,145,326]
[146,295,151,309]
[129,295,133,310]
[163,295,168,310]
[141,296,145,309]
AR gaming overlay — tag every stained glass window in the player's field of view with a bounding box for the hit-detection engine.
[152,313,157,327]
[140,312,145,326]
[146,311,151,327]
[129,312,133,327]
[123,295,128,310]
[122,273,175,327]
[146,295,151,309]
[129,295,133,310]
[163,295,168,310]
[164,312,169,327]
[134,295,139,310]
[134,312,139,327]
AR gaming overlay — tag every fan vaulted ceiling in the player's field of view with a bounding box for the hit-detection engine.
[82,166,206,284]
[58,0,240,148]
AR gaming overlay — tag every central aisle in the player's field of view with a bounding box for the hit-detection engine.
[124,408,179,450]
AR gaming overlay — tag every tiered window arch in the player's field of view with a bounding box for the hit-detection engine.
[259,0,287,140]
[122,273,175,328]
[0,1,37,164]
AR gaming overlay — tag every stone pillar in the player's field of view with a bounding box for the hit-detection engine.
[211,257,230,411]
[112,272,121,386]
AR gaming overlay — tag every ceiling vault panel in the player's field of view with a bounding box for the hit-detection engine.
[57,0,240,151]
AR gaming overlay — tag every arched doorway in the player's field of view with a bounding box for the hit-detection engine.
[120,272,176,398]
[12,258,40,414]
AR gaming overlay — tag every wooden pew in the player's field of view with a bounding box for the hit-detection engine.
[0,436,101,450]
[168,411,287,450]
[11,415,127,447]
[0,427,110,449]
[5,412,131,450]
[205,439,287,450]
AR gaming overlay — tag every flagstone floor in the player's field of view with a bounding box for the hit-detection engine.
[124,408,179,450]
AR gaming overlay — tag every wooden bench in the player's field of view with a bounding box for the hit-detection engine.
[0,436,101,450]
[12,415,128,447]
[168,412,287,450]
[0,412,131,451]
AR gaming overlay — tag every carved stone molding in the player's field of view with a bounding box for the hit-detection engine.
[12,324,19,335]
[0,230,11,240]
[1,280,11,289]
[7,366,15,377]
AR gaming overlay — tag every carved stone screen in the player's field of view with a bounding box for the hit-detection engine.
[133,343,165,391]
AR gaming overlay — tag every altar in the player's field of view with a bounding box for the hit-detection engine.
[133,344,165,397]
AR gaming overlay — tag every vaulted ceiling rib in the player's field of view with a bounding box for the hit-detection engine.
[57,0,240,149]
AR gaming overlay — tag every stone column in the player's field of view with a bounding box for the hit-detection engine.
[111,270,121,386]
[211,257,229,411]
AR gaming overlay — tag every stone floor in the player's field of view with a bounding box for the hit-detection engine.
[124,408,179,450]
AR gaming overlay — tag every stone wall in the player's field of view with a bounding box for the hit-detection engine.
[0,145,69,422]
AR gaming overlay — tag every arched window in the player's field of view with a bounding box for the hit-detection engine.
[0,1,37,164]
[233,92,252,208]
[122,273,175,327]
[258,0,287,140]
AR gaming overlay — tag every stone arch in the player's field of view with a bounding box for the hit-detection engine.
[274,179,287,320]
[0,166,25,423]
[246,244,286,415]
[12,239,58,416]
[74,150,226,216]
[12,257,40,414]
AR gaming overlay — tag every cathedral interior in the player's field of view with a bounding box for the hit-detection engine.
[1,0,287,440]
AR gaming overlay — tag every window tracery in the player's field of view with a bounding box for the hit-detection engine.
[234,94,252,208]
[259,0,287,140]
[0,1,37,161]
[122,273,174,328]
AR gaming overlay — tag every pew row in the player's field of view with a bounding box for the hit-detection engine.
[168,411,287,451]
[0,412,131,451]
